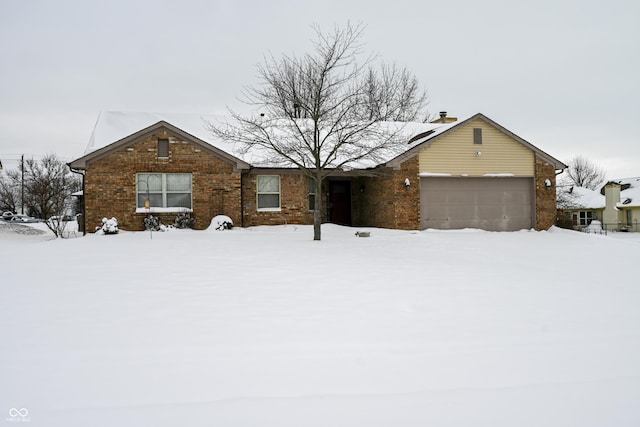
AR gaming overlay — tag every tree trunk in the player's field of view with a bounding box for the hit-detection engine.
[313,174,323,240]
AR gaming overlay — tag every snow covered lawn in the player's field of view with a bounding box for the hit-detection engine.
[1,224,639,426]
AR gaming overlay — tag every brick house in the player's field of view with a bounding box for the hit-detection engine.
[69,112,566,232]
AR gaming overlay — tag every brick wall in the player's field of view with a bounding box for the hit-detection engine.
[84,130,242,231]
[242,171,317,226]
[356,157,420,230]
[393,157,421,230]
[535,156,557,230]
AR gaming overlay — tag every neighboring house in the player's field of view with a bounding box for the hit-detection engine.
[556,185,605,228]
[68,112,566,232]
[557,177,640,231]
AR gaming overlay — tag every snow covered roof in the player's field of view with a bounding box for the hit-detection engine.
[558,177,640,210]
[611,177,640,208]
[73,111,566,171]
[85,111,236,156]
[76,111,454,169]
[560,186,605,209]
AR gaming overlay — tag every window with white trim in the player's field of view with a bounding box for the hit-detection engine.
[257,175,280,211]
[137,173,192,209]
[578,210,593,226]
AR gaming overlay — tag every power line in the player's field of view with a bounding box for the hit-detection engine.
[0,153,74,160]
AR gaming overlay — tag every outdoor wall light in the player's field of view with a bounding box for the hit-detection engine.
[405,178,411,190]
[475,151,482,157]
[544,179,552,190]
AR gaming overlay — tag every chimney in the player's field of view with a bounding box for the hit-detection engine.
[603,182,622,226]
[429,111,458,124]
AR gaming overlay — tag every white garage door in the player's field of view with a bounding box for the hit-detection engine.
[420,177,534,231]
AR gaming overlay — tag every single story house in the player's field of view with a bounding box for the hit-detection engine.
[558,177,640,231]
[68,111,567,232]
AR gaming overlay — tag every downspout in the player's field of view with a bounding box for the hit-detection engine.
[68,165,86,236]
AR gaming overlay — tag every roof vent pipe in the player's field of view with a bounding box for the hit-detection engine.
[439,111,447,123]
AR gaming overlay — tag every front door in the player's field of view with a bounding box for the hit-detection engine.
[329,181,352,225]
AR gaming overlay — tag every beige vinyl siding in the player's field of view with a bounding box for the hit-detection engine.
[629,207,640,228]
[419,118,534,176]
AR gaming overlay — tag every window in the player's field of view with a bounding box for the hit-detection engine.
[158,139,169,158]
[473,128,482,144]
[308,177,316,211]
[578,210,593,226]
[257,175,280,211]
[137,173,192,209]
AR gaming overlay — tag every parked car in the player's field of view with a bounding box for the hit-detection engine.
[10,214,44,223]
[2,211,15,220]
[48,215,75,222]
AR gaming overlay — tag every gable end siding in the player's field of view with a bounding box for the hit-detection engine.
[418,118,534,176]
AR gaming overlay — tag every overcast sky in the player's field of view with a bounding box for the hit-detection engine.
[1,0,638,179]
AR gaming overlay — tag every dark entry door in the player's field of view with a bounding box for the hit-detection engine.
[329,181,352,225]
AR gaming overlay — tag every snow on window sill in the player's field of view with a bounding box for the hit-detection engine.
[257,207,281,212]
[135,207,193,214]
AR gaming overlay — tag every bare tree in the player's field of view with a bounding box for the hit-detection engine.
[563,155,606,190]
[365,63,430,122]
[208,23,430,240]
[4,155,80,237]
[0,174,20,213]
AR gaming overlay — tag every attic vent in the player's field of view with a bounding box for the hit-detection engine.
[473,128,482,145]
[158,139,169,158]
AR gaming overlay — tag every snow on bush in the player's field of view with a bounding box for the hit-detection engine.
[144,215,162,231]
[209,215,233,231]
[100,217,118,234]
[174,212,195,229]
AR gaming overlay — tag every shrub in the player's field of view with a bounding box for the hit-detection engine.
[210,215,233,231]
[100,217,119,234]
[143,215,161,231]
[174,212,196,229]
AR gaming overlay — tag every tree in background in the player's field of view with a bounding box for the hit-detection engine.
[1,155,80,237]
[563,155,607,190]
[208,23,430,240]
[364,63,429,122]
[0,174,20,213]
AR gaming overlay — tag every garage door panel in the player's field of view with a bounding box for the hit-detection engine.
[420,177,533,231]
